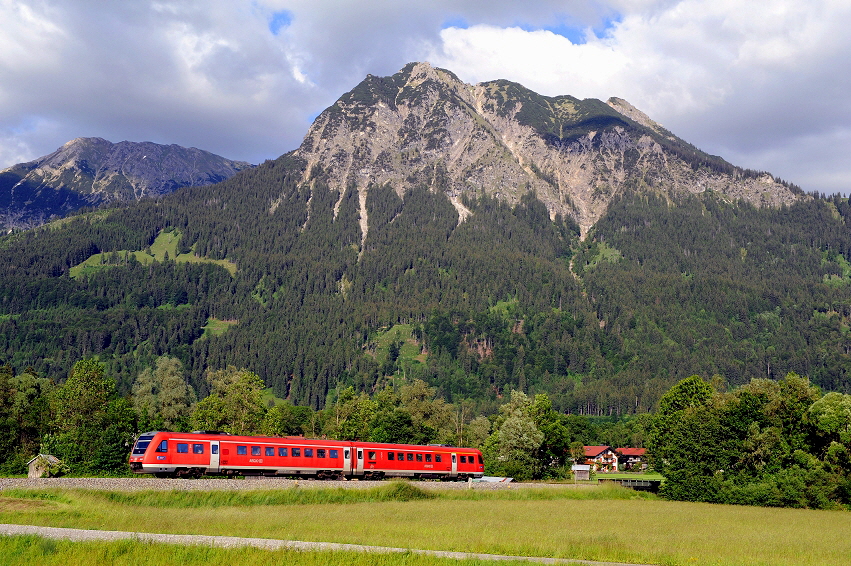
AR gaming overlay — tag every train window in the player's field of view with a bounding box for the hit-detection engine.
[265,447,274,456]
[292,448,301,457]
[317,449,325,458]
[398,452,405,461]
[416,454,423,462]
[155,441,168,453]
[305,448,313,457]
[132,441,150,455]
[237,446,247,455]
[435,455,442,462]
[177,443,189,453]
[193,444,204,454]
[406,453,414,461]
[330,449,339,458]
[478,455,483,464]
[366,451,375,460]
[358,450,363,460]
[460,455,466,463]
[251,446,261,456]
[278,447,287,457]
[344,449,350,459]
[211,445,219,454]
[425,454,432,462]
[387,452,394,461]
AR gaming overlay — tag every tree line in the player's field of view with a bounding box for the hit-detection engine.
[0,357,642,480]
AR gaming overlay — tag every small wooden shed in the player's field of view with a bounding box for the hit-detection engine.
[26,454,61,478]
[572,464,591,481]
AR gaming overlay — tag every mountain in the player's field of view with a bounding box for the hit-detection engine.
[0,137,254,230]
[1,63,849,416]
[296,62,800,237]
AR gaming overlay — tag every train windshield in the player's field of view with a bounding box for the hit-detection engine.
[131,432,158,455]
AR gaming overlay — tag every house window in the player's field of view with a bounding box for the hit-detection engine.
[193,444,204,454]
[278,447,288,457]
[176,443,188,453]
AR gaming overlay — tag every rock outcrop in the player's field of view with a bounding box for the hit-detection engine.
[294,62,800,238]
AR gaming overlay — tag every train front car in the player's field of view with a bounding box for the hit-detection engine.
[129,431,231,478]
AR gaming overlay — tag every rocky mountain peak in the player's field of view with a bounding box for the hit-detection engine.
[1,138,253,229]
[294,62,801,239]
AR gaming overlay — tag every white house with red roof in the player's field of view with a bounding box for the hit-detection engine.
[615,447,647,470]
[583,446,619,472]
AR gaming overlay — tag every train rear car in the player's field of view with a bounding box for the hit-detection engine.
[351,442,484,480]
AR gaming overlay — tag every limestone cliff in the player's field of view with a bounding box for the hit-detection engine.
[294,62,800,238]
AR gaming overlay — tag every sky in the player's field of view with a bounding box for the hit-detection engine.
[1,0,850,195]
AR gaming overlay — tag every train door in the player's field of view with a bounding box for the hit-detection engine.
[355,449,364,476]
[343,448,352,476]
[451,453,458,478]
[208,441,220,473]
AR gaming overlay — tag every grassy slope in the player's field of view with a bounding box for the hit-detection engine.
[69,229,237,279]
[1,485,849,565]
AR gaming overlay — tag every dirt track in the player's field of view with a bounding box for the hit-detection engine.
[0,523,650,566]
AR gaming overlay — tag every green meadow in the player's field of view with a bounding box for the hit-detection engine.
[69,229,237,279]
[1,483,850,565]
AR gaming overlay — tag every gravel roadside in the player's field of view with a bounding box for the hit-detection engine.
[0,477,586,491]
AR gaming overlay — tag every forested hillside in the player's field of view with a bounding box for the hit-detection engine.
[1,142,849,417]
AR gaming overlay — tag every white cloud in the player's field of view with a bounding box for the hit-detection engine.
[428,0,851,194]
[0,0,849,194]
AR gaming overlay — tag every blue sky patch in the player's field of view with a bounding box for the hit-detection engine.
[269,10,293,35]
[441,17,469,29]
[542,14,620,44]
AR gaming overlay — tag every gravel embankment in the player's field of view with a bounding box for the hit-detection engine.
[0,477,586,491]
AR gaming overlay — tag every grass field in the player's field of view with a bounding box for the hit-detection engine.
[1,482,850,565]
[69,229,237,279]
[0,536,540,566]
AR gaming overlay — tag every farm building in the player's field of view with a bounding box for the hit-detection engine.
[26,454,61,478]
[616,447,647,470]
[583,446,619,472]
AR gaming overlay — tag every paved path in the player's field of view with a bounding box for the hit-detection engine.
[0,524,652,565]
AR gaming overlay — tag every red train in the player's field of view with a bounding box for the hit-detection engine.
[129,431,485,481]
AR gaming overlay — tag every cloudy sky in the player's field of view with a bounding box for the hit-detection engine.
[2,0,850,194]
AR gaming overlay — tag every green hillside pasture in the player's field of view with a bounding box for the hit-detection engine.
[371,324,426,366]
[199,317,238,339]
[69,229,237,279]
[1,484,850,565]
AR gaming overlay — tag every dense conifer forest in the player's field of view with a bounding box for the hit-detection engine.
[1,152,850,418]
